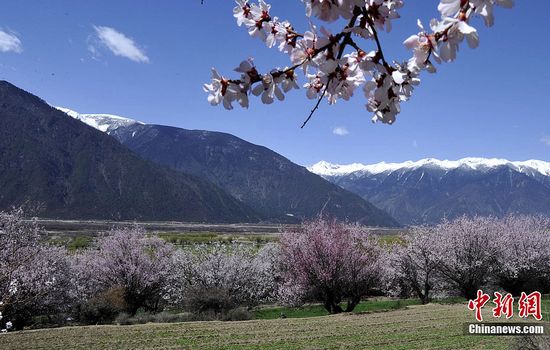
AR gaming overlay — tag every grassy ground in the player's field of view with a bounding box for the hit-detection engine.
[51,232,404,251]
[54,232,398,250]
[48,231,280,251]
[0,303,526,350]
[254,298,421,319]
[156,232,279,246]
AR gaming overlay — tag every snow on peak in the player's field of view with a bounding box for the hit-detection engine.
[55,107,144,134]
[308,161,373,176]
[308,158,550,177]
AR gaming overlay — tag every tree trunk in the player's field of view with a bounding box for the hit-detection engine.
[345,295,361,312]
[463,286,478,301]
[420,280,431,304]
[324,296,344,314]
[420,294,430,305]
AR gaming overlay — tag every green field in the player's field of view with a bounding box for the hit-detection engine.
[254,298,422,319]
[0,303,534,350]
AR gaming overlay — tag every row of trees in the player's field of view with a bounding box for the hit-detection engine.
[1,210,549,330]
[390,216,550,303]
[0,212,279,330]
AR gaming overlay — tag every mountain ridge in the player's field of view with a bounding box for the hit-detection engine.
[309,158,550,177]
[56,106,399,227]
[0,81,258,223]
[309,158,550,225]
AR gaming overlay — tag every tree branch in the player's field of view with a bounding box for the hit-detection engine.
[301,81,330,129]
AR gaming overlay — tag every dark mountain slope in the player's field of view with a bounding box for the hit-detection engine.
[0,81,257,222]
[106,124,399,226]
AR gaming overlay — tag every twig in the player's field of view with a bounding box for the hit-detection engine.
[301,82,330,129]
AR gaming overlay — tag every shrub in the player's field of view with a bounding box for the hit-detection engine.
[222,307,254,321]
[152,311,183,324]
[114,312,132,326]
[509,335,550,350]
[77,287,128,324]
[186,286,234,314]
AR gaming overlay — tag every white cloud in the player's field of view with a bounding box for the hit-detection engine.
[413,139,418,148]
[541,136,550,147]
[333,127,349,136]
[90,26,149,63]
[0,30,22,53]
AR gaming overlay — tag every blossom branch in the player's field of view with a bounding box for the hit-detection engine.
[205,0,515,126]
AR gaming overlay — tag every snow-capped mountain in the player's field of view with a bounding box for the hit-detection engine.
[309,158,550,225]
[309,158,550,177]
[55,107,143,134]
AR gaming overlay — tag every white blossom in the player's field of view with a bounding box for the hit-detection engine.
[290,31,318,72]
[471,0,514,27]
[241,0,272,41]
[431,17,479,62]
[303,0,350,23]
[203,68,248,110]
[277,21,298,53]
[233,0,252,27]
[438,0,514,27]
[366,0,404,32]
[437,0,463,18]
[252,73,285,104]
[347,14,374,39]
[323,56,366,104]
[263,18,286,48]
[304,74,325,99]
[403,20,439,72]
[277,69,300,92]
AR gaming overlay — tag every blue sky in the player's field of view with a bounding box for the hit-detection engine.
[0,1,549,166]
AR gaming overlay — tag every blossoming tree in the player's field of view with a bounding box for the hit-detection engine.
[388,226,440,304]
[0,209,72,330]
[493,215,550,296]
[425,216,501,300]
[204,0,514,127]
[279,218,384,314]
[175,243,278,314]
[74,226,177,316]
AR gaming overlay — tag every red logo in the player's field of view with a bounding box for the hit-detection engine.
[518,291,542,321]
[492,292,514,319]
[468,290,491,322]
[468,290,543,322]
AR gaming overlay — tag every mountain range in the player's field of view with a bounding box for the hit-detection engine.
[0,80,398,226]
[9,79,546,227]
[56,107,398,226]
[309,158,550,225]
